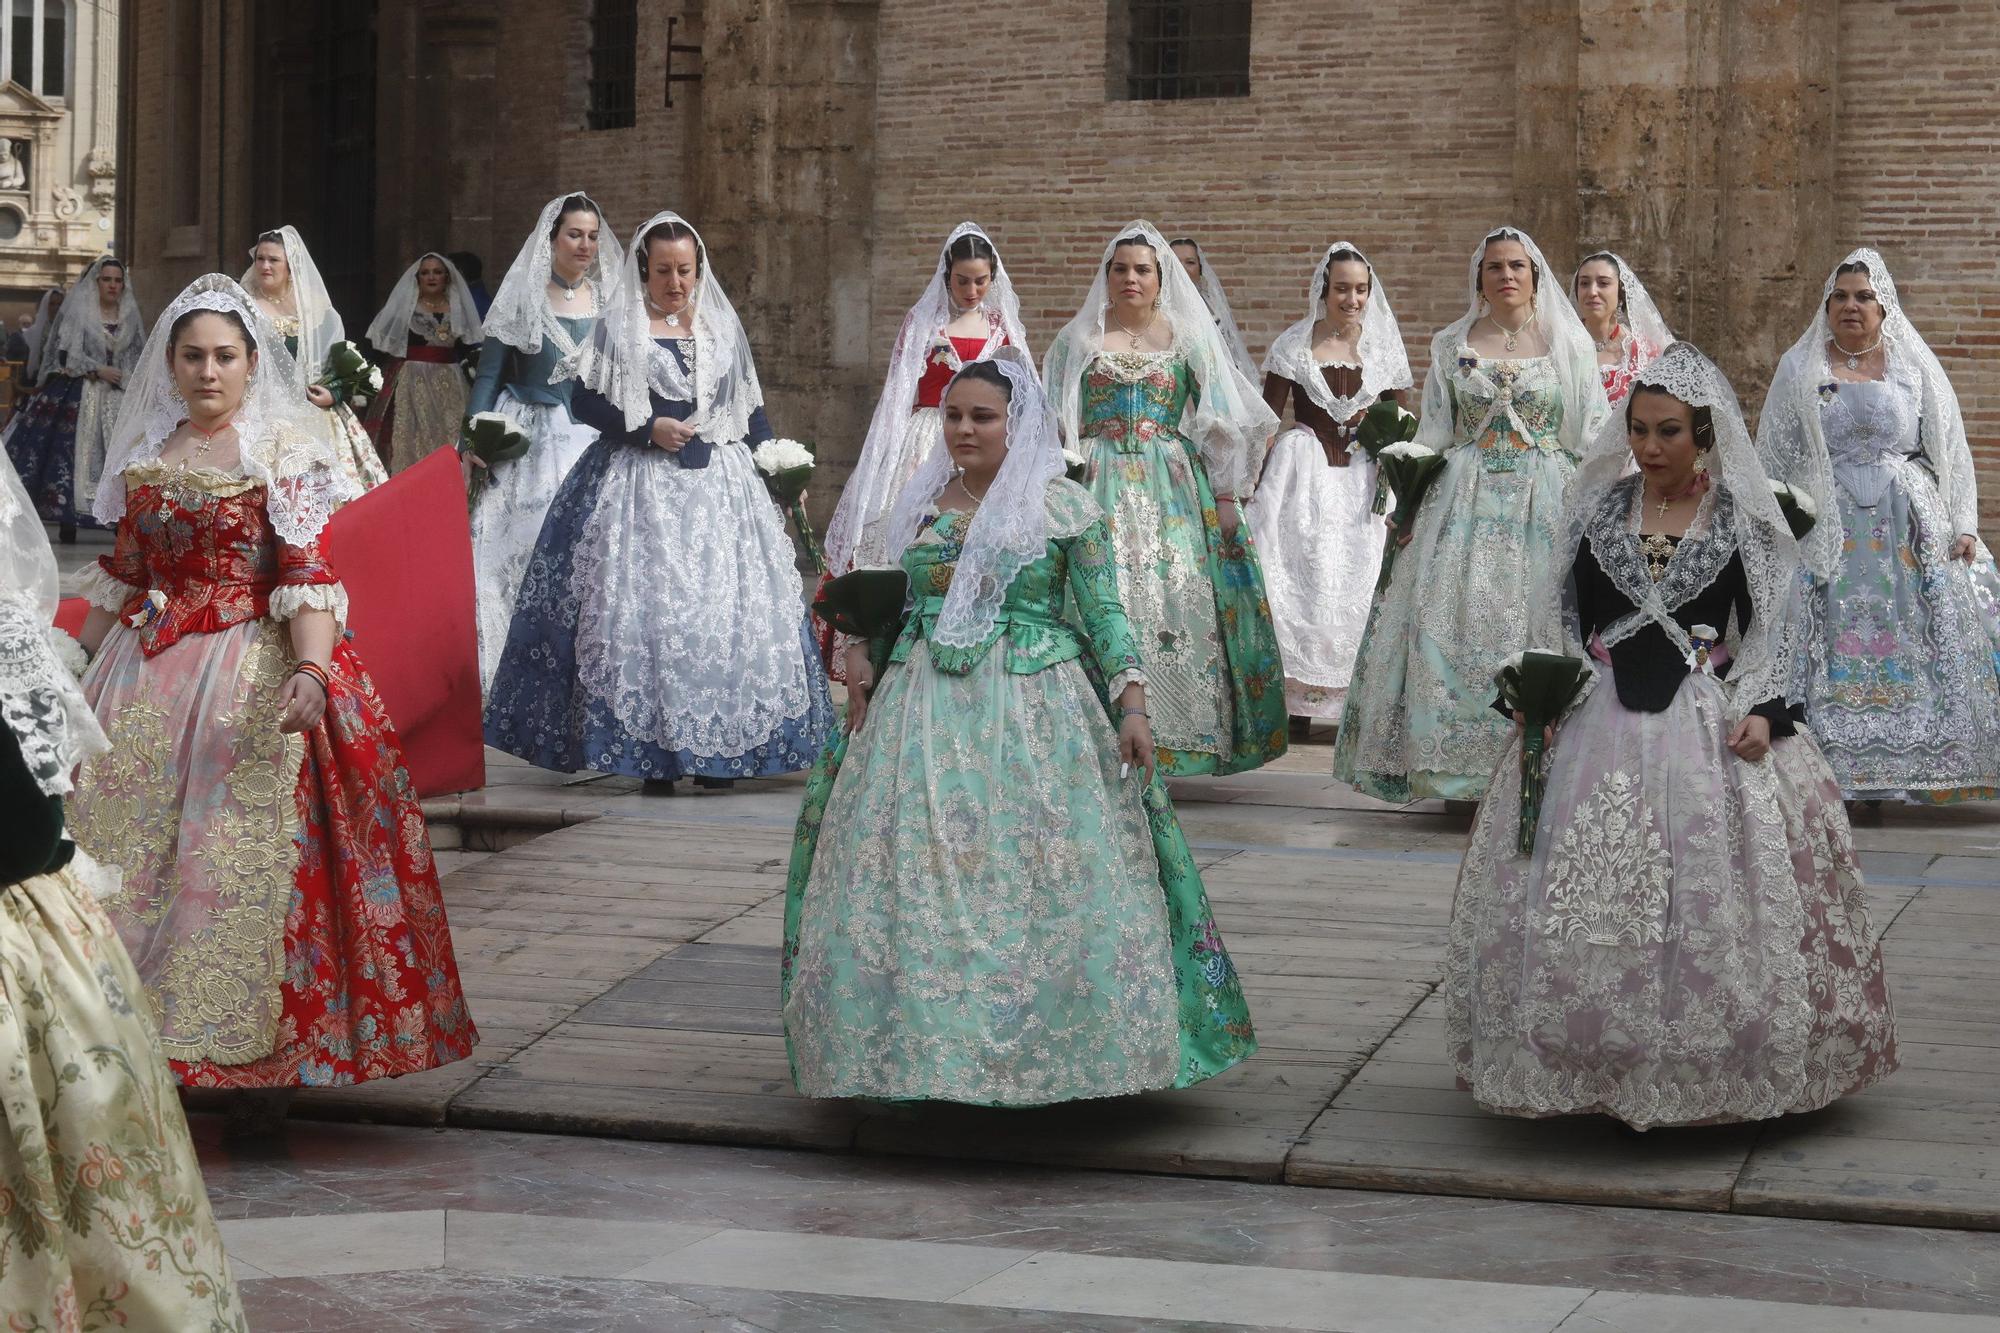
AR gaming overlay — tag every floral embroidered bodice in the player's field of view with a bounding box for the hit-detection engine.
[1450,353,1568,472]
[95,462,339,657]
[888,484,1143,686]
[1080,350,1197,454]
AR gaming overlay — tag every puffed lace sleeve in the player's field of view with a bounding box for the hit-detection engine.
[268,534,349,627]
[79,516,146,611]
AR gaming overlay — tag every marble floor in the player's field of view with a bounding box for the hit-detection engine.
[205,1119,2000,1332]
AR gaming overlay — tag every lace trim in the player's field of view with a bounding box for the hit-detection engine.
[77,562,137,611]
[268,581,349,626]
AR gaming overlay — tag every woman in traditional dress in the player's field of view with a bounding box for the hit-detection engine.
[820,222,1028,671]
[1572,251,1672,406]
[1246,242,1412,725]
[1445,342,1897,1127]
[365,250,483,473]
[1169,235,1259,381]
[19,283,61,386]
[3,257,142,541]
[464,193,617,688]
[486,211,833,791]
[244,225,389,495]
[67,275,476,1129]
[1043,221,1285,776]
[1334,226,1609,804]
[1756,247,2000,803]
[783,351,1256,1103]
[0,459,247,1331]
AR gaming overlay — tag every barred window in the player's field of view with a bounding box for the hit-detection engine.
[587,0,638,131]
[1115,0,1251,102]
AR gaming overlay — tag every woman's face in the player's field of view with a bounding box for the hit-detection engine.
[171,313,257,420]
[96,264,125,304]
[1479,237,1536,315]
[1108,243,1161,314]
[1573,259,1619,324]
[644,235,700,316]
[948,258,992,312]
[1825,270,1885,345]
[552,208,601,281]
[1171,242,1202,284]
[1627,388,1700,490]
[251,242,289,297]
[1322,258,1372,327]
[941,375,1010,480]
[416,257,449,296]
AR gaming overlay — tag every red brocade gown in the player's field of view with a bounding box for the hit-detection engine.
[69,459,477,1087]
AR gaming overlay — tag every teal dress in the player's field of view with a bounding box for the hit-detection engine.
[1073,350,1287,775]
[782,479,1257,1105]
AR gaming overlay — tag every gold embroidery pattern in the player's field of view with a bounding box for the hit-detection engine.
[70,699,178,922]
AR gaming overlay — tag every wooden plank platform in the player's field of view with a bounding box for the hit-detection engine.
[289,749,2000,1230]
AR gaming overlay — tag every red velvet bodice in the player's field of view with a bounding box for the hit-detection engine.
[914,335,1006,409]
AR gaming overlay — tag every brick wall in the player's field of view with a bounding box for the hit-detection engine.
[1834,0,2000,538]
[871,0,1517,422]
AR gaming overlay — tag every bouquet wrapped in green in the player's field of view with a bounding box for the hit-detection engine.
[1063,447,1090,484]
[1373,440,1448,593]
[753,438,826,573]
[318,339,384,410]
[460,411,529,510]
[1355,398,1418,515]
[1494,649,1591,855]
[813,567,910,677]
[1768,479,1819,541]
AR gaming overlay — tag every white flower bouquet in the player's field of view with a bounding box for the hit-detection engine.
[752,438,825,572]
[317,340,381,411]
[46,626,86,679]
[1373,440,1448,593]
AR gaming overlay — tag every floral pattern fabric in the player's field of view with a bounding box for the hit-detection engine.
[1444,670,1898,1128]
[3,370,124,530]
[1076,350,1285,775]
[69,466,476,1086]
[0,860,246,1332]
[369,314,473,475]
[782,489,1256,1104]
[1802,376,2000,800]
[1334,354,1575,802]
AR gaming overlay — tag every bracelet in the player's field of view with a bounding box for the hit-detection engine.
[1214,495,1238,504]
[1121,708,1148,718]
[291,660,331,693]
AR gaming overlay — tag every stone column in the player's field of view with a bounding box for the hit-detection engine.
[1517,0,1837,406]
[699,0,879,525]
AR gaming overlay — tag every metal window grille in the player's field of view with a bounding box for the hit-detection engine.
[588,0,638,131]
[1123,0,1250,102]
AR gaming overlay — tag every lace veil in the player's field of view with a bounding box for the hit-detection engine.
[825,221,1029,575]
[1261,241,1413,422]
[1556,341,1802,723]
[22,285,60,383]
[881,347,1065,649]
[46,256,143,375]
[1575,250,1673,357]
[96,274,356,546]
[1043,220,1278,499]
[365,252,483,357]
[0,459,107,797]
[240,225,343,383]
[1755,246,1981,579]
[1173,236,1259,380]
[481,193,623,391]
[1411,227,1607,464]
[588,210,764,444]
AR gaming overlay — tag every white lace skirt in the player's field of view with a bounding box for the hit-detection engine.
[468,391,596,690]
[1245,427,1386,717]
[1444,672,1898,1128]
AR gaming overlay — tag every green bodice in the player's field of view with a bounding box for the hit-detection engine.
[1079,351,1198,454]
[885,483,1143,684]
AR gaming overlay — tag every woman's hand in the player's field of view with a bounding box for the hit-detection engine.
[96,367,123,387]
[843,647,874,734]
[277,670,327,734]
[1727,714,1772,763]
[1118,712,1156,780]
[1954,534,1979,563]
[1510,709,1555,751]
[1216,497,1241,539]
[651,417,697,452]
[306,383,335,409]
[460,450,488,490]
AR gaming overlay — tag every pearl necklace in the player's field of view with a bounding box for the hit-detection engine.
[646,296,689,329]
[1830,333,1883,371]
